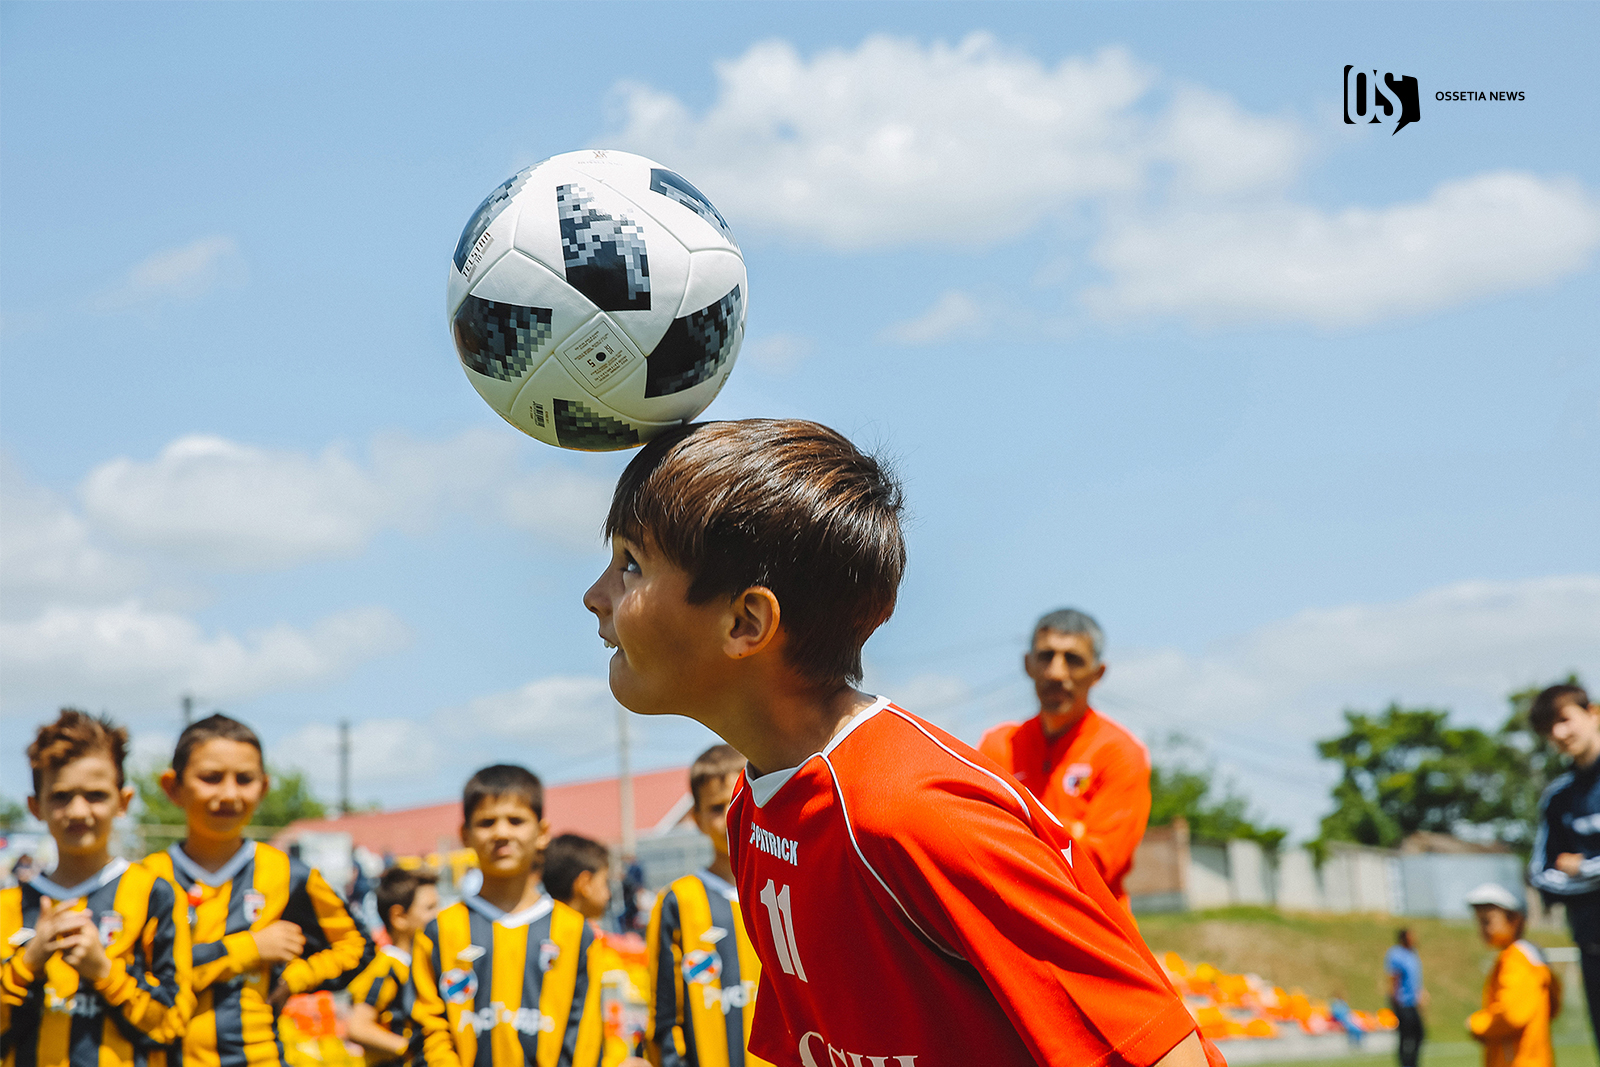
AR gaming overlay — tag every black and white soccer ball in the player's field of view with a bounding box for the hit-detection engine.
[447,149,746,451]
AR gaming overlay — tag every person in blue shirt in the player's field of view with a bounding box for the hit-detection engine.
[1385,928,1426,1067]
[1528,683,1600,1048]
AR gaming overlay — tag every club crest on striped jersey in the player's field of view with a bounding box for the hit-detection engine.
[243,889,267,923]
[682,948,721,986]
[441,967,478,1004]
[539,939,561,972]
[97,911,123,946]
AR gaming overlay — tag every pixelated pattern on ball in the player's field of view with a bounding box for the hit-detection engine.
[452,295,554,382]
[453,170,531,272]
[645,285,742,397]
[556,184,651,312]
[553,398,640,450]
[649,168,737,245]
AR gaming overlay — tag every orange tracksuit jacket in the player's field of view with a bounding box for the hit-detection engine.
[979,708,1151,903]
[1469,939,1559,1067]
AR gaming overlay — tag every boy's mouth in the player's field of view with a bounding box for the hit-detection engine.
[599,633,618,649]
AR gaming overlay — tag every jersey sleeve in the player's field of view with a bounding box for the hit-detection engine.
[1469,950,1547,1042]
[0,887,38,1006]
[409,922,461,1067]
[279,867,375,994]
[555,916,605,1067]
[1077,737,1151,890]
[644,887,689,1067]
[857,763,1198,1067]
[92,874,196,1045]
[347,954,395,1013]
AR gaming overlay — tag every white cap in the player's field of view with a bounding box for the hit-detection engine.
[1465,882,1525,913]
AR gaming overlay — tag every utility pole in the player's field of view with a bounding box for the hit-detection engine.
[338,719,351,817]
[182,695,193,726]
[617,703,636,858]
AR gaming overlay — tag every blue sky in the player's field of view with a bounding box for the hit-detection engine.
[2,2,1595,840]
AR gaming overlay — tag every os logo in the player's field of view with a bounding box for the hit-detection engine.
[1344,66,1421,134]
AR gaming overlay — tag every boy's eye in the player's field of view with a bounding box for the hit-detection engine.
[622,552,641,575]
[85,791,111,803]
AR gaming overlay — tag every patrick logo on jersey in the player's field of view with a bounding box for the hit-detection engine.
[798,1031,917,1067]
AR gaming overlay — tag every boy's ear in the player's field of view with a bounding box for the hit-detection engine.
[459,822,470,848]
[535,816,552,853]
[26,794,41,820]
[159,768,181,803]
[724,587,781,660]
[117,784,134,816]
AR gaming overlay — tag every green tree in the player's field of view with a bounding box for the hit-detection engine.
[1148,737,1286,852]
[1314,682,1584,852]
[130,765,326,828]
[0,795,28,830]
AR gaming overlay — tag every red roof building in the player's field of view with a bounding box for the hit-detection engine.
[272,766,693,860]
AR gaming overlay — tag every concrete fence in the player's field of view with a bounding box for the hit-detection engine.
[1129,820,1531,918]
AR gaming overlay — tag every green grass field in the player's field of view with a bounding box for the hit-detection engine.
[1135,907,1594,1067]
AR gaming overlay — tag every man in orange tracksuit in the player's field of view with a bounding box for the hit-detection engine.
[980,608,1150,906]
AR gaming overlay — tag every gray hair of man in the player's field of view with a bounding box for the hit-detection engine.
[1031,608,1104,663]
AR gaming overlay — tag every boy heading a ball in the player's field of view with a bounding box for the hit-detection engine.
[584,420,1221,1067]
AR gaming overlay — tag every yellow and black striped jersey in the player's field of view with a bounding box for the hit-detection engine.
[1,858,194,1067]
[347,945,420,1067]
[412,895,602,1067]
[644,871,768,1067]
[141,842,373,1067]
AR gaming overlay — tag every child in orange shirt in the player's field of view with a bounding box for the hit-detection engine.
[1466,883,1560,1067]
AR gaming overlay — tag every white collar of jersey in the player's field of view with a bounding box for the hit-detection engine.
[31,857,128,901]
[746,695,891,808]
[462,892,553,929]
[699,868,738,901]
[169,840,257,887]
[381,945,413,966]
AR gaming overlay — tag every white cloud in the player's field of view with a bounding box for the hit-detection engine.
[1096,574,1600,837]
[1,455,144,615]
[1085,171,1600,328]
[456,676,620,746]
[271,718,439,788]
[741,333,813,373]
[1152,85,1311,197]
[608,34,1160,248]
[0,602,410,716]
[608,36,1596,328]
[92,236,244,312]
[80,430,612,570]
[881,290,987,346]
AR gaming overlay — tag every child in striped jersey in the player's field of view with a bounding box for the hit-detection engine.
[411,765,605,1067]
[345,867,440,1067]
[645,746,768,1067]
[2,710,193,1067]
[140,715,373,1067]
[544,834,647,1067]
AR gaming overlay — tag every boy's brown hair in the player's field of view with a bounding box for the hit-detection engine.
[1530,683,1592,736]
[172,713,264,777]
[462,764,544,823]
[375,865,439,935]
[28,708,130,793]
[542,834,610,904]
[605,419,905,686]
[689,744,746,809]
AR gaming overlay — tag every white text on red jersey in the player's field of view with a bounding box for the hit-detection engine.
[749,823,799,865]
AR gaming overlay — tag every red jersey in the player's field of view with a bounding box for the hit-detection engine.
[726,698,1215,1067]
[979,708,1151,902]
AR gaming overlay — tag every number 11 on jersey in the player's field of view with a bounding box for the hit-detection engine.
[759,879,808,982]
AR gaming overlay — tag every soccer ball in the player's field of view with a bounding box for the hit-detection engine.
[447,149,746,451]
